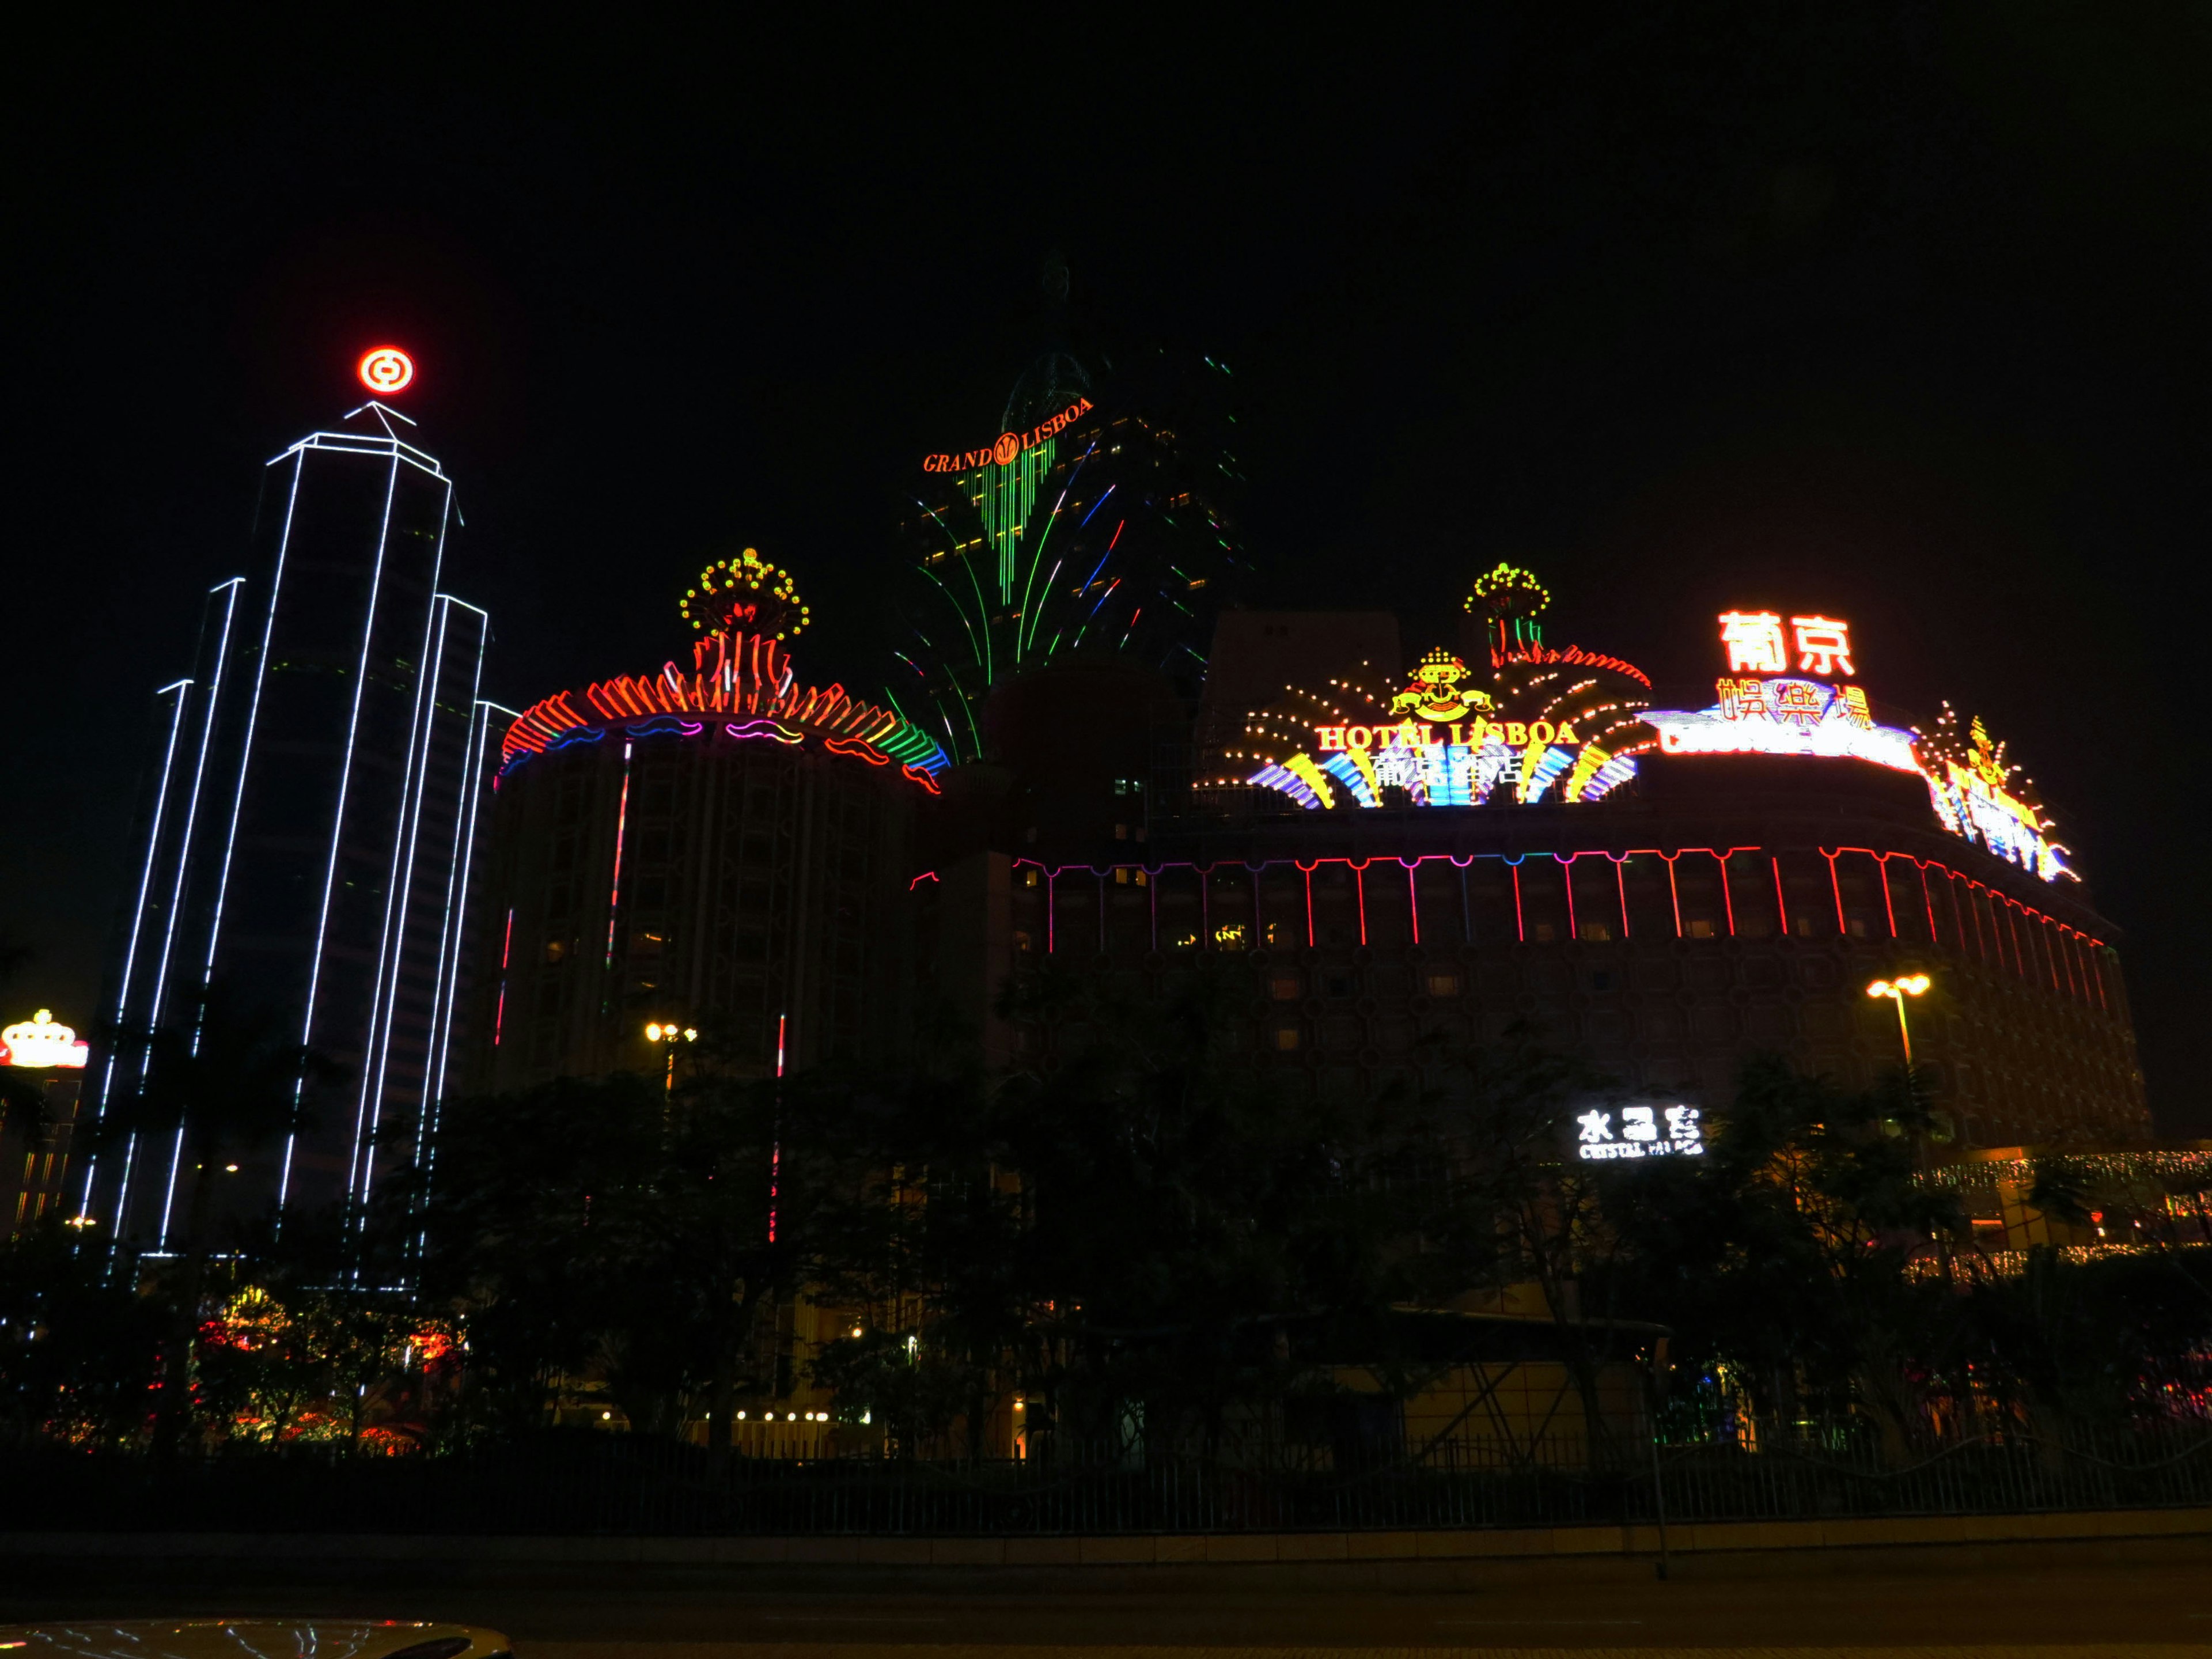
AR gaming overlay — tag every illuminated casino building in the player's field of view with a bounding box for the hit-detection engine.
[942,564,2145,1149]
[897,344,1247,763]
[89,364,505,1238]
[466,550,948,1089]
[3,1009,88,1233]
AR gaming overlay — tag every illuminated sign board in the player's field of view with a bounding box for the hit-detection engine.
[1643,611,1916,772]
[357,346,415,396]
[1245,650,1638,810]
[0,1010,88,1069]
[921,397,1094,473]
[1719,611,1855,677]
[1644,676,1921,772]
[1577,1103,1704,1162]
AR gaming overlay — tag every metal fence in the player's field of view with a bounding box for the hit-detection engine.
[14,1420,2212,1536]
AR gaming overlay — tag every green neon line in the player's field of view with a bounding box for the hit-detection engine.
[1016,439,1094,660]
[916,559,991,690]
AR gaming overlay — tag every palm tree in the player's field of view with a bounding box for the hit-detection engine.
[102,987,343,1452]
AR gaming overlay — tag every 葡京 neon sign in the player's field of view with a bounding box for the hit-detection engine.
[921,397,1094,473]
[357,346,415,396]
[1641,611,1919,772]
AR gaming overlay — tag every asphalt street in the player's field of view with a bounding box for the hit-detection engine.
[5,1537,2211,1652]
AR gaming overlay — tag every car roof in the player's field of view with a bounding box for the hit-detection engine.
[0,1621,509,1659]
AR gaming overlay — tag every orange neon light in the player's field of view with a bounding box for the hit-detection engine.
[358,346,415,395]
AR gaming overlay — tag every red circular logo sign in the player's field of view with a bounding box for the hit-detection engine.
[358,347,415,396]
[992,431,1021,466]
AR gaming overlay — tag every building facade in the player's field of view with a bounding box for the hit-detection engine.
[88,399,500,1238]
[468,551,948,1090]
[943,568,2147,1151]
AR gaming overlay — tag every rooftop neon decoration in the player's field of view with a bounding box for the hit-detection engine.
[1918,706,2072,883]
[1,1009,88,1069]
[357,346,414,396]
[502,553,946,789]
[1228,600,1650,813]
[680,548,809,642]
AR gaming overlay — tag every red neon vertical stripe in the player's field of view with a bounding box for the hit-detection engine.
[1717,851,1736,936]
[767,1011,785,1244]
[1511,861,1526,943]
[1771,855,1789,937]
[605,743,633,970]
[1406,861,1421,945]
[1874,854,1897,938]
[1354,862,1369,946]
[2087,940,2108,1012]
[1665,855,1682,938]
[1303,863,1315,948]
[1615,857,1630,940]
[1916,861,1939,944]
[1561,855,1578,942]
[1825,851,1846,936]
[1046,869,1056,955]
[491,907,513,1047]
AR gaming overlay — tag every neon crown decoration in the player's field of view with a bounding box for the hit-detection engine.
[680,548,809,642]
[502,547,946,787]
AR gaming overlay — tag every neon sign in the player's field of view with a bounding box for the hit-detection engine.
[1577,1103,1704,1162]
[357,347,415,396]
[1643,676,1919,771]
[921,397,1094,473]
[679,548,810,642]
[1920,707,2071,882]
[1718,611,1856,677]
[1244,654,1638,812]
[1,1010,88,1069]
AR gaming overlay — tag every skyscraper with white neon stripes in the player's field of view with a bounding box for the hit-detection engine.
[87,399,503,1241]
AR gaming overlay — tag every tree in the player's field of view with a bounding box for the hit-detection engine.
[1597,1055,1968,1448]
[98,987,343,1453]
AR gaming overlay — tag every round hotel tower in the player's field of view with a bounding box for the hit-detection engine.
[966,565,2150,1151]
[465,552,948,1090]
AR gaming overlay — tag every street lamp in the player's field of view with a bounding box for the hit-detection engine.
[644,1021,698,1091]
[1865,974,1931,1065]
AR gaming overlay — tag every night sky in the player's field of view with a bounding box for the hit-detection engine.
[10,14,2209,1131]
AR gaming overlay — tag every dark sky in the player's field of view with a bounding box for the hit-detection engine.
[9,12,2210,1130]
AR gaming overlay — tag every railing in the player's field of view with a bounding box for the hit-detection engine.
[13,1420,2212,1536]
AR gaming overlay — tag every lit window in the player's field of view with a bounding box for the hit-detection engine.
[544,939,567,964]
[1531,923,1556,943]
[1013,930,1033,954]
[1686,918,1716,938]
[1578,922,1613,942]
[1275,1028,1301,1051]
[1271,977,1301,1001]
[1425,972,1460,997]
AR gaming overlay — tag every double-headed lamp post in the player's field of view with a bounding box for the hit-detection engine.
[645,1021,698,1092]
[1865,974,1931,1066]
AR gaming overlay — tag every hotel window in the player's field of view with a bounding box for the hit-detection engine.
[1578,922,1613,942]
[544,938,568,964]
[1271,977,1302,1001]
[1275,1028,1301,1052]
[1685,918,1716,938]
[1425,972,1460,997]
[1531,922,1556,942]
[1013,930,1033,954]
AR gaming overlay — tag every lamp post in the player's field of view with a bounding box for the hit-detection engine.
[1865,974,1930,1066]
[644,1021,698,1092]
